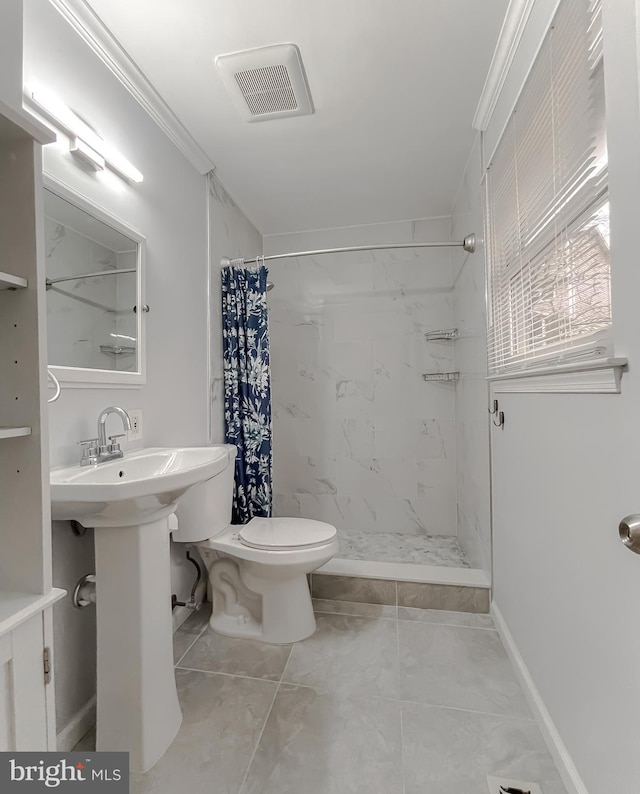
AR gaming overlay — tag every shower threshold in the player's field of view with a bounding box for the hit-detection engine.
[318,557,489,587]
[317,530,489,587]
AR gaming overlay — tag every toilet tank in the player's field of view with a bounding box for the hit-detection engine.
[172,444,236,543]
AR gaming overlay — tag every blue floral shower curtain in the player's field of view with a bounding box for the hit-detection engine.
[221,264,273,524]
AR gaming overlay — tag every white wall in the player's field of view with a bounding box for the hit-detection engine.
[208,173,263,445]
[450,135,491,572]
[476,0,640,790]
[265,220,458,544]
[24,0,209,736]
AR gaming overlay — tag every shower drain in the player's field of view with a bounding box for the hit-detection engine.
[487,776,543,794]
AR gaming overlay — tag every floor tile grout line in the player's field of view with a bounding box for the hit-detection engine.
[394,698,536,723]
[175,659,536,725]
[278,643,294,687]
[174,620,210,664]
[399,705,406,794]
[173,621,210,668]
[398,620,498,633]
[395,610,406,794]
[312,597,493,621]
[236,683,280,794]
[175,665,287,685]
[313,607,495,630]
[197,673,536,725]
[236,645,293,794]
[280,645,294,683]
[313,610,398,622]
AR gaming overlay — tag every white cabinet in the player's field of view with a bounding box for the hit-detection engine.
[0,614,48,751]
[0,0,65,750]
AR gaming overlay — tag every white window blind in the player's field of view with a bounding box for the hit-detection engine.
[486,0,610,374]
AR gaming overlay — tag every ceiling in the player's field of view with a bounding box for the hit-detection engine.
[82,0,508,235]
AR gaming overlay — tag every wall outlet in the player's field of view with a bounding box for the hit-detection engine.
[128,409,143,442]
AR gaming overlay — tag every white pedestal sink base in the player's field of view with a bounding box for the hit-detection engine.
[94,517,182,773]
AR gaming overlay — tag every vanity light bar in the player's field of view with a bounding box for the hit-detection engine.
[70,137,105,171]
[30,90,143,183]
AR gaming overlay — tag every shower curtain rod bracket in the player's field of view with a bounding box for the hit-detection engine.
[221,233,477,267]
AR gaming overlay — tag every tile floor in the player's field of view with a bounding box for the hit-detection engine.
[76,600,567,794]
[338,530,471,567]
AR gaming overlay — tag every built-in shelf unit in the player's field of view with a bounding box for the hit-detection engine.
[0,271,28,290]
[0,0,65,751]
[0,426,32,439]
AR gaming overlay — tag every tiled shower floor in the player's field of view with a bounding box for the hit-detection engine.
[338,529,471,567]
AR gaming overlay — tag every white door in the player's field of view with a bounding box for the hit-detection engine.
[487,3,640,791]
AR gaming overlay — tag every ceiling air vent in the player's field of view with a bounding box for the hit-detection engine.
[216,44,314,122]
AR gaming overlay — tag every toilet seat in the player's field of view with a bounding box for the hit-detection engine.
[238,516,337,551]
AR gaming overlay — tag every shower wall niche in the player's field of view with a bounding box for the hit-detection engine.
[266,218,471,567]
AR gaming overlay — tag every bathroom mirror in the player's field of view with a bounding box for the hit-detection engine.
[44,176,146,386]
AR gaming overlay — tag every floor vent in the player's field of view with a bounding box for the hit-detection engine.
[216,44,314,122]
[487,776,543,794]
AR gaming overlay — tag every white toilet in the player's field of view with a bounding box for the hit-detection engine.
[172,444,338,644]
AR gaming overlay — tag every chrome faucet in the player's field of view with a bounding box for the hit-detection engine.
[78,406,132,466]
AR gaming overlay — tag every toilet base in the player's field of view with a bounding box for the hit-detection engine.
[208,572,316,643]
[257,572,316,644]
[203,551,318,644]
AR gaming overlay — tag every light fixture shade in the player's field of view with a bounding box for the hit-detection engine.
[70,137,105,171]
[30,90,143,183]
[104,150,143,183]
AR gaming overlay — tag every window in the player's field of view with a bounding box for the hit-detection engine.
[485,0,609,375]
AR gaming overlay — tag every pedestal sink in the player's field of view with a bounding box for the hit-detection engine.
[50,446,233,773]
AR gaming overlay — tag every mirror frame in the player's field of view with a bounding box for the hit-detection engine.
[43,174,146,388]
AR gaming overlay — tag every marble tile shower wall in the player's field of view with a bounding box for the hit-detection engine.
[265,218,458,537]
[450,136,491,571]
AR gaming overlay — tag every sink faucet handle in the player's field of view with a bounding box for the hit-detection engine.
[78,438,100,467]
[107,433,127,456]
[107,433,127,452]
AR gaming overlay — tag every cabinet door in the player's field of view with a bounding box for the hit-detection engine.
[0,614,48,751]
[0,633,14,750]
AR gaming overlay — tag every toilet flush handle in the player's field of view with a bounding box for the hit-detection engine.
[618,515,640,554]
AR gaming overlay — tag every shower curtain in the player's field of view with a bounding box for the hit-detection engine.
[221,264,273,523]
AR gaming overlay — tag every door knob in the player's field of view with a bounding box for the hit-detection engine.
[618,515,640,554]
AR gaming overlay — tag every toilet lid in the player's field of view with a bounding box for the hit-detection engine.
[239,517,337,551]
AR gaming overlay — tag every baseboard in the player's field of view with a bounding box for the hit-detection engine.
[491,604,588,794]
[56,696,96,752]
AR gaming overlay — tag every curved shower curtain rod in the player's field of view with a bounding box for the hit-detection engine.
[221,233,477,268]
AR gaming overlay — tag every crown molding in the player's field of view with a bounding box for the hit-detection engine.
[47,0,215,174]
[472,0,536,131]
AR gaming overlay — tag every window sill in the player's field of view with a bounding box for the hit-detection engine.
[489,357,628,394]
